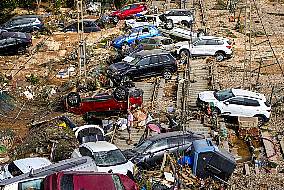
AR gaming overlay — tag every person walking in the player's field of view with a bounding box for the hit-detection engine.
[127,109,134,144]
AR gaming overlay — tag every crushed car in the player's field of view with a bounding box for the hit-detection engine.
[65,87,143,118]
[72,141,134,175]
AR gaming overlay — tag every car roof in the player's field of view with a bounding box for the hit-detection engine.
[134,49,169,57]
[0,157,94,186]
[231,88,266,100]
[147,131,204,142]
[13,157,52,173]
[81,141,118,152]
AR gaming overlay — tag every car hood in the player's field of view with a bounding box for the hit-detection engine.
[97,161,134,175]
[199,91,217,102]
[109,62,131,72]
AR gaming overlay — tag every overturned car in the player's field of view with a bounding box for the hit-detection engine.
[65,87,143,118]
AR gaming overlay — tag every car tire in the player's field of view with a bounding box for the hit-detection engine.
[164,19,174,30]
[256,115,266,127]
[215,52,225,62]
[181,20,189,28]
[179,49,190,64]
[66,92,81,107]
[163,70,172,80]
[113,86,128,101]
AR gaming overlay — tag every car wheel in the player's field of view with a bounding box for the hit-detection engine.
[215,52,225,62]
[164,19,174,30]
[113,16,119,24]
[256,115,266,127]
[181,20,189,27]
[179,49,190,64]
[66,92,81,107]
[163,70,172,80]
[113,86,128,101]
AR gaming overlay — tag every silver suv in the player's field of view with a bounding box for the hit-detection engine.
[176,36,233,63]
[197,88,271,125]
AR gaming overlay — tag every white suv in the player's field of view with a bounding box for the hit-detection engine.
[197,88,271,125]
[176,36,233,63]
[164,9,194,27]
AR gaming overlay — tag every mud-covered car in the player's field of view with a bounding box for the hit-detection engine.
[65,87,143,117]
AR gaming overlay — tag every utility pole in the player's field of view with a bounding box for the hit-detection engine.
[77,0,86,78]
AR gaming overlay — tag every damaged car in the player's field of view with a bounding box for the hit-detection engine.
[110,3,147,23]
[107,49,178,85]
[65,87,143,118]
[0,157,51,180]
[123,131,204,169]
[72,141,134,175]
[0,31,32,55]
[112,25,160,49]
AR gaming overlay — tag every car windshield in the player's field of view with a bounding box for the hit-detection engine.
[214,89,235,101]
[134,140,152,154]
[92,149,127,167]
[121,5,131,11]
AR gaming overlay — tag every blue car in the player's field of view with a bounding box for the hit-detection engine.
[112,25,161,48]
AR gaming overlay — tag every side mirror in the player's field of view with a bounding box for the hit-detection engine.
[224,101,229,105]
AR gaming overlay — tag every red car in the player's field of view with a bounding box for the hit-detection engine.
[111,3,147,23]
[44,171,139,190]
[65,87,143,116]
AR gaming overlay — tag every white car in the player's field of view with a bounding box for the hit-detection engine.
[72,141,134,175]
[197,88,271,124]
[0,157,51,180]
[164,9,194,27]
[0,157,98,190]
[176,36,233,63]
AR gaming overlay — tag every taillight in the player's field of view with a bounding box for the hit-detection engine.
[226,45,232,49]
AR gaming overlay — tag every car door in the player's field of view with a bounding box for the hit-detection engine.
[222,97,246,116]
[0,38,7,54]
[145,139,168,165]
[131,56,151,79]
[242,98,261,117]
[205,39,219,55]
[191,39,206,56]
[83,21,91,33]
[149,55,161,76]
[159,54,171,72]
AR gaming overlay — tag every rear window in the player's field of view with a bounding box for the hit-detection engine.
[8,162,23,177]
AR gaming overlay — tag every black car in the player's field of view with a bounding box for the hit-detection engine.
[62,19,101,33]
[1,15,44,33]
[123,131,204,169]
[107,49,177,85]
[0,31,32,55]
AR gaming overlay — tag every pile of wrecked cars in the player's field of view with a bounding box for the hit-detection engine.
[0,3,243,190]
